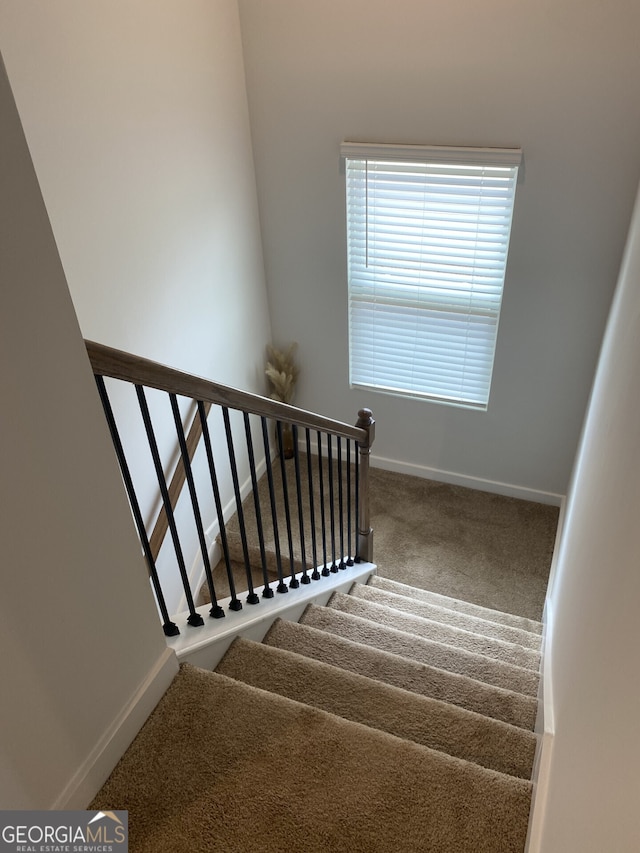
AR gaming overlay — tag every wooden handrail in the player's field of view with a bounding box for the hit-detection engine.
[87,340,372,564]
[86,340,367,444]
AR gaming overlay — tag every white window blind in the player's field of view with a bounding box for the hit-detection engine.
[343,143,521,410]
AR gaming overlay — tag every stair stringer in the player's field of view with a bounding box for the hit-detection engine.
[525,494,565,852]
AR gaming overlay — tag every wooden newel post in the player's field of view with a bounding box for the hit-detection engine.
[355,407,375,563]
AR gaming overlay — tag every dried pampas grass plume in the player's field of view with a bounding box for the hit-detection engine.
[265,342,299,404]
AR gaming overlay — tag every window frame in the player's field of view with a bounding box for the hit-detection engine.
[342,142,522,411]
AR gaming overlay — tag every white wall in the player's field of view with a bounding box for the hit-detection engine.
[237,0,640,498]
[538,184,640,850]
[0,55,172,809]
[0,1,273,612]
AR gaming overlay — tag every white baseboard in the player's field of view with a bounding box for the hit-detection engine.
[526,495,564,851]
[53,647,179,809]
[526,592,556,852]
[526,727,554,853]
[371,454,564,506]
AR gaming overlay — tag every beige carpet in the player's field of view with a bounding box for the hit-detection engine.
[327,592,541,670]
[93,580,541,851]
[368,467,558,621]
[369,574,543,634]
[97,448,554,851]
[264,617,538,730]
[92,663,532,853]
[214,456,558,621]
[216,636,536,779]
[301,602,540,696]
[352,580,542,647]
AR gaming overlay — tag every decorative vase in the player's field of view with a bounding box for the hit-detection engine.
[281,422,295,459]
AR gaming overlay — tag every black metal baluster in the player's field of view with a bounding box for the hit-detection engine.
[169,395,224,619]
[277,421,298,588]
[244,412,273,599]
[222,407,259,605]
[95,376,179,636]
[136,385,204,628]
[317,431,330,576]
[261,418,288,594]
[292,426,310,584]
[198,402,241,612]
[327,434,338,572]
[306,429,321,581]
[337,436,346,570]
[346,438,354,566]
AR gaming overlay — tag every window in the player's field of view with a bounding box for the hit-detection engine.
[342,142,521,410]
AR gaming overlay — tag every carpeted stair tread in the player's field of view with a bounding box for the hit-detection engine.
[216,637,536,779]
[352,582,542,650]
[265,617,538,730]
[301,603,539,696]
[329,592,541,672]
[92,663,532,853]
[370,574,543,634]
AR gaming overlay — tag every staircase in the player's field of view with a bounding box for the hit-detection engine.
[92,573,541,852]
[86,342,544,851]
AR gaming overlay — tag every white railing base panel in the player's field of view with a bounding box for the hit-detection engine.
[167,562,377,670]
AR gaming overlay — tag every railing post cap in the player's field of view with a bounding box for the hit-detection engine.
[356,408,375,427]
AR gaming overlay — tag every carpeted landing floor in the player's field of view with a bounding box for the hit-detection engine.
[92,574,543,852]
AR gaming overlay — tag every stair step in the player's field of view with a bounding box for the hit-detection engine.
[352,582,542,650]
[217,637,536,779]
[330,592,541,672]
[265,617,538,730]
[92,663,532,853]
[369,574,543,634]
[301,603,539,696]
